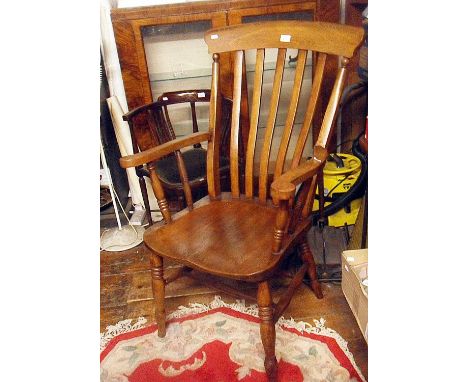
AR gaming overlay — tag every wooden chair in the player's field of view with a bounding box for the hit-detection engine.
[123,90,231,224]
[120,21,363,381]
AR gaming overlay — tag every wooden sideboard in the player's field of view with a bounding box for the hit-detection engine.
[111,0,342,154]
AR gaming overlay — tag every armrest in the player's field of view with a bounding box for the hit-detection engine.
[270,146,328,200]
[119,131,211,169]
[122,102,158,121]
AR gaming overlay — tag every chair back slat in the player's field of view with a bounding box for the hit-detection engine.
[316,61,348,149]
[298,68,348,217]
[189,102,202,148]
[290,52,327,169]
[207,54,222,198]
[145,108,163,145]
[190,102,199,134]
[245,48,265,199]
[274,49,308,181]
[147,107,171,144]
[230,49,244,198]
[161,106,177,140]
[258,48,286,203]
[125,118,142,154]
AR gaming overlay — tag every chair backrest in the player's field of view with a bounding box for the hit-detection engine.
[156,90,233,157]
[122,89,234,211]
[124,91,209,150]
[123,97,208,210]
[124,89,232,156]
[157,90,211,148]
[204,21,363,205]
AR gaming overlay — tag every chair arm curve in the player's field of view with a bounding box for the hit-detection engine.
[122,102,159,121]
[119,132,211,169]
[270,146,328,200]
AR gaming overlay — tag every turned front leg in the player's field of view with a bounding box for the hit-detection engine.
[257,281,278,382]
[150,254,166,337]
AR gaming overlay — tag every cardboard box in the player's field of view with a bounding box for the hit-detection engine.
[341,248,368,342]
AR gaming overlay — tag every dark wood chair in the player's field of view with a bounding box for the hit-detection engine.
[120,21,363,381]
[123,90,231,224]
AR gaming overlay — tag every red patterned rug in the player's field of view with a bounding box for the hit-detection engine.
[101,297,366,382]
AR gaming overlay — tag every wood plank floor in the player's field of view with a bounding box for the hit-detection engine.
[100,243,368,380]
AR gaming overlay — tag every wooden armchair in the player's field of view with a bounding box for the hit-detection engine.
[120,21,363,381]
[123,90,231,224]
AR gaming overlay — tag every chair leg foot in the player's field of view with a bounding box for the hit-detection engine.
[310,279,323,299]
[150,254,166,337]
[257,281,278,382]
[298,240,323,299]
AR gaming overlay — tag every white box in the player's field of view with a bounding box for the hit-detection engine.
[341,248,368,342]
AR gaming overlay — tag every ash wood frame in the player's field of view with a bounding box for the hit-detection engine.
[120,20,363,381]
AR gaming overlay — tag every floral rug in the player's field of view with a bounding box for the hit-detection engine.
[100,296,366,381]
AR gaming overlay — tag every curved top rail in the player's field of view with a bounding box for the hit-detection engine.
[204,21,364,58]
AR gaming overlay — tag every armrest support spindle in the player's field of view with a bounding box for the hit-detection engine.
[270,146,328,251]
[147,163,172,223]
[272,199,290,254]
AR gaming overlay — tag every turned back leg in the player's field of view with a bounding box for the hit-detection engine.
[257,281,278,382]
[298,239,323,299]
[150,253,166,337]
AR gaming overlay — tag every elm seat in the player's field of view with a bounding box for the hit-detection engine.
[156,148,230,186]
[144,198,285,281]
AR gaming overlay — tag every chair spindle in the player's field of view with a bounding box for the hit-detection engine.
[190,102,202,148]
[147,164,172,223]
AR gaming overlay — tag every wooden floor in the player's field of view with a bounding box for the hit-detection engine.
[100,243,368,380]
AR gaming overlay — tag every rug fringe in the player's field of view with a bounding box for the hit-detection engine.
[100,316,147,351]
[101,295,366,382]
